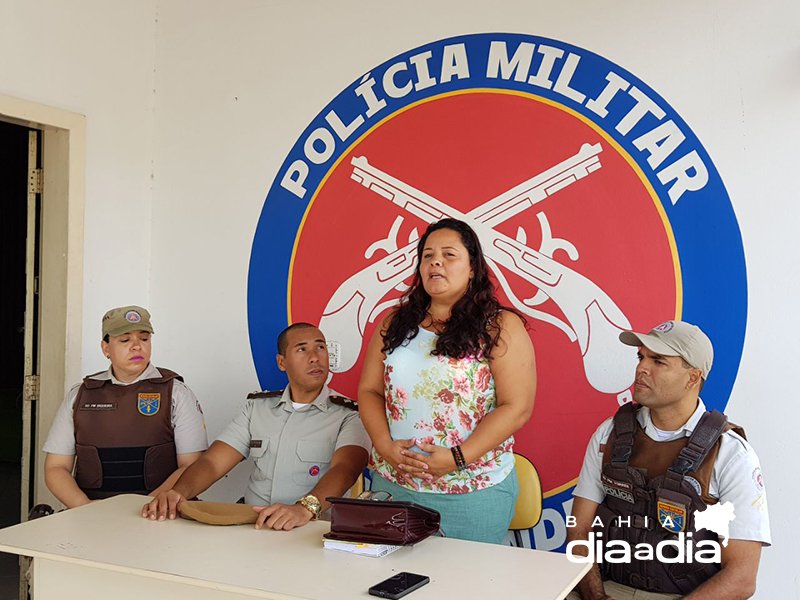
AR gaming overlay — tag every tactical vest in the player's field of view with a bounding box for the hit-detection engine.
[595,402,745,595]
[73,368,180,499]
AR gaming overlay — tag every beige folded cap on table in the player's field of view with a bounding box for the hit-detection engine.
[619,319,714,380]
[178,501,258,526]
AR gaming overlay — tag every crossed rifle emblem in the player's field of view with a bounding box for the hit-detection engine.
[138,395,160,416]
[319,143,637,396]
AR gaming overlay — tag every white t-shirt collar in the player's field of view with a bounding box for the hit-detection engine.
[278,384,330,412]
[637,398,707,442]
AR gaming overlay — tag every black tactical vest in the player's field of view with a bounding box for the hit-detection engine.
[594,402,743,595]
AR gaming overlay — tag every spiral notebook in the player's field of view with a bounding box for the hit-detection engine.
[322,538,402,558]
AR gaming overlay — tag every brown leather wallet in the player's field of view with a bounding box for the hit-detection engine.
[323,496,441,546]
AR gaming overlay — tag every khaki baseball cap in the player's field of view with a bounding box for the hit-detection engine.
[619,320,713,379]
[102,306,154,338]
[178,501,258,526]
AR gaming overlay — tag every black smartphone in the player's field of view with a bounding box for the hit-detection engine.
[368,572,430,599]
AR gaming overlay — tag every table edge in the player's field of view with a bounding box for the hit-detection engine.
[0,543,313,600]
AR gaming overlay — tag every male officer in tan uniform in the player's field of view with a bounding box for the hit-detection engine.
[567,321,769,600]
[142,322,371,530]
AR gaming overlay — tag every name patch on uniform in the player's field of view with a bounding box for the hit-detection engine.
[250,440,263,449]
[601,474,635,503]
[79,402,117,411]
[657,500,687,533]
[137,393,161,416]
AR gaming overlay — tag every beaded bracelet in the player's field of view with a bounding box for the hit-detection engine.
[451,445,468,471]
[450,446,462,470]
[455,446,468,470]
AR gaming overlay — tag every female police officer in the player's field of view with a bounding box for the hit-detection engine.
[42,305,208,507]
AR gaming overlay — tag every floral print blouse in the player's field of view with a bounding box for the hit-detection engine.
[370,328,515,494]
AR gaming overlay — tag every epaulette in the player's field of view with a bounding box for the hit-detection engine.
[247,390,284,400]
[328,395,358,411]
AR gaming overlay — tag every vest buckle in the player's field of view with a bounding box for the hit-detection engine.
[671,456,694,475]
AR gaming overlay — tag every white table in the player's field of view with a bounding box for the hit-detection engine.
[0,494,589,600]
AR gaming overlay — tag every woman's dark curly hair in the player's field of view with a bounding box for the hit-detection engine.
[381,218,518,360]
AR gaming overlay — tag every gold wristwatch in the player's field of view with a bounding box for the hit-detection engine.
[297,494,322,520]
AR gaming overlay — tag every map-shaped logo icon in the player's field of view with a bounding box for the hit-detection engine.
[694,501,736,547]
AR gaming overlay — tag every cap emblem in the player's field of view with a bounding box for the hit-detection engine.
[654,321,674,333]
[125,310,142,323]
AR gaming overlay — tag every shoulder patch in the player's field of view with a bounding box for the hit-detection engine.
[329,395,358,411]
[247,390,284,399]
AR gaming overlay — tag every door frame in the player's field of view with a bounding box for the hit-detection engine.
[0,94,86,508]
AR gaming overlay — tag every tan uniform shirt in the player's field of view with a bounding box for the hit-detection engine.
[216,385,371,506]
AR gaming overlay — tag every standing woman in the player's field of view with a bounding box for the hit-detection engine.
[43,306,208,507]
[358,219,536,544]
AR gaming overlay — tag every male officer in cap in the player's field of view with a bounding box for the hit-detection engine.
[567,320,769,600]
[142,322,371,531]
[43,306,208,507]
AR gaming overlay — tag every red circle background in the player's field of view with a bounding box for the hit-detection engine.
[290,91,676,492]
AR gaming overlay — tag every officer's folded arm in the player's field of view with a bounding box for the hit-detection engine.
[44,453,96,509]
[253,444,369,531]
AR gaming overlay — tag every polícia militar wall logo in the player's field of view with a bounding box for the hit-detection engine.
[248,34,747,551]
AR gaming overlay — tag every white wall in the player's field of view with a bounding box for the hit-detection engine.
[1,0,796,596]
[0,0,157,365]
